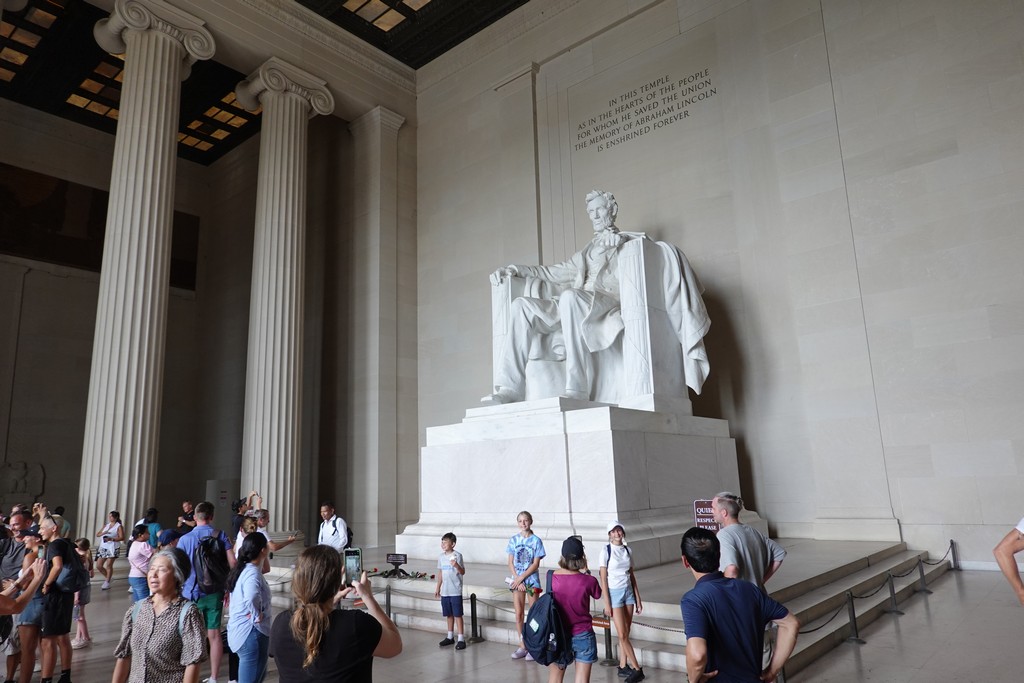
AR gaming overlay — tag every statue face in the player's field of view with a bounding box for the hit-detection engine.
[587,196,615,232]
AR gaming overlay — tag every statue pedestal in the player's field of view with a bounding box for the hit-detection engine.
[396,398,764,569]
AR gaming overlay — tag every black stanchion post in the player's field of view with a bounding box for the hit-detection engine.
[593,615,617,666]
[845,591,865,644]
[385,584,392,619]
[950,538,960,571]
[916,557,933,594]
[883,571,904,615]
[468,593,485,643]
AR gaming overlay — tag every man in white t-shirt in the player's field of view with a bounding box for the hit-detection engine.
[994,517,1024,606]
[316,501,348,551]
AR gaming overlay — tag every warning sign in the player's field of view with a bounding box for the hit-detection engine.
[694,499,720,532]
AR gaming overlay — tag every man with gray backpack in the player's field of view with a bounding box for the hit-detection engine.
[176,501,235,683]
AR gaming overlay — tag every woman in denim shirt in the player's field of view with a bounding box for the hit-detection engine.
[226,533,272,683]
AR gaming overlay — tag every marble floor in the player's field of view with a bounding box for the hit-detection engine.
[51,565,1019,682]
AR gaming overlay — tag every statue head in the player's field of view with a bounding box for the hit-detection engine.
[585,190,618,232]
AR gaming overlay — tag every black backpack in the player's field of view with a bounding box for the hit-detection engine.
[192,532,230,595]
[55,541,90,593]
[522,570,573,666]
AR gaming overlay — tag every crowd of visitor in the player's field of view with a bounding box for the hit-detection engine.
[0,490,817,682]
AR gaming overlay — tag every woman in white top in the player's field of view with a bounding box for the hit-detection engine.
[96,510,125,591]
[599,520,644,681]
[227,533,272,683]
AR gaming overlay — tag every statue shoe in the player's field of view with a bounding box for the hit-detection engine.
[561,389,589,401]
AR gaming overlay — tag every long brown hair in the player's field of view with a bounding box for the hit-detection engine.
[290,545,343,667]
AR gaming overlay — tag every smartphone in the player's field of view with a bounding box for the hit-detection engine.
[344,548,362,583]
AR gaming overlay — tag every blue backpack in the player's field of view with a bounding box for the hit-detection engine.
[522,570,573,666]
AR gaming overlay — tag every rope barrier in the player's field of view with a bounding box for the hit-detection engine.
[798,603,845,634]
[890,564,917,579]
[921,542,953,566]
[630,619,686,634]
[850,579,888,600]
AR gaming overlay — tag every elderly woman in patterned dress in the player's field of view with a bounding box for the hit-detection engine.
[111,548,207,683]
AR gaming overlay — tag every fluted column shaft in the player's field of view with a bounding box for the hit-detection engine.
[237,59,334,532]
[78,0,213,534]
[347,106,405,547]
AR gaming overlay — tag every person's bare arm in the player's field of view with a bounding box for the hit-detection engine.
[994,528,1024,606]
[268,535,296,552]
[722,564,739,579]
[629,568,643,614]
[3,558,46,614]
[351,572,402,658]
[599,566,612,616]
[182,663,200,683]
[685,636,718,682]
[42,553,63,594]
[763,560,783,584]
[507,554,527,591]
[761,612,799,682]
[517,556,542,586]
[111,658,131,683]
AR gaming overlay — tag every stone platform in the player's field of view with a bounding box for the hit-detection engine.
[396,397,765,569]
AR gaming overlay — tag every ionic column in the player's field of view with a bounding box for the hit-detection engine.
[347,106,405,546]
[77,0,213,535]
[236,58,334,532]
[0,1,29,20]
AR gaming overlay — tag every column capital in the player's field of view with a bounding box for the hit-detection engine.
[236,57,335,118]
[349,105,406,137]
[94,0,215,69]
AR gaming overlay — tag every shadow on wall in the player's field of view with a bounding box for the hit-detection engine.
[691,288,756,512]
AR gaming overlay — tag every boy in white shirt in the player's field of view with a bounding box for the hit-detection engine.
[434,532,467,650]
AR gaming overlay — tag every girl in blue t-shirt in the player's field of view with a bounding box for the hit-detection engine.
[506,510,546,660]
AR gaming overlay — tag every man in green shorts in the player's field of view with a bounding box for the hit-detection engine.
[176,501,235,683]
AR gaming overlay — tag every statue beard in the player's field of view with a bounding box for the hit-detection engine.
[592,228,622,250]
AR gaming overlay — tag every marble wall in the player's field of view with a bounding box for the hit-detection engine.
[415,0,1024,563]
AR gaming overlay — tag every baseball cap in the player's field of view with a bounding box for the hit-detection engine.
[158,529,181,546]
[561,536,585,560]
[607,520,624,534]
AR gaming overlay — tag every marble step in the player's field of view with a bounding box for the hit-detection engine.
[784,558,950,678]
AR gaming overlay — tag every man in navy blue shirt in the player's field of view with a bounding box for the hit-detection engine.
[679,527,799,683]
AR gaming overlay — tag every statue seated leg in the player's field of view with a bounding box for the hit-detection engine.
[485,289,609,404]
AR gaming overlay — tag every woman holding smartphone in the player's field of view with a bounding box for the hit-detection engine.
[271,545,401,681]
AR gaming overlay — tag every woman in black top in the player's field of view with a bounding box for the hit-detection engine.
[270,546,401,682]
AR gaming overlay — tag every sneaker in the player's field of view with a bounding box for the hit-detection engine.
[511,647,528,659]
[101,581,110,590]
[618,665,635,678]
[439,637,455,647]
[525,652,535,662]
[625,667,646,683]
[455,640,467,650]
[71,638,88,650]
